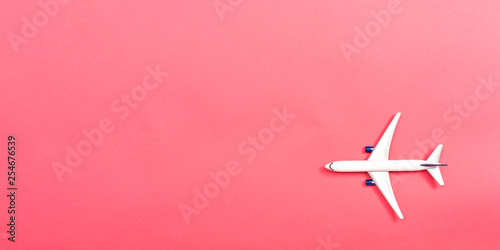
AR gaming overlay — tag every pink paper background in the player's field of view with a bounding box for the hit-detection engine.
[1,0,500,249]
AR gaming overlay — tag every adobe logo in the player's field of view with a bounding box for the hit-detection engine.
[339,0,403,63]
[7,0,71,53]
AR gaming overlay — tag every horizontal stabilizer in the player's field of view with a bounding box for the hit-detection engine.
[426,144,443,163]
[426,145,445,185]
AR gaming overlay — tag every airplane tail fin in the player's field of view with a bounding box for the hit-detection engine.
[424,145,445,185]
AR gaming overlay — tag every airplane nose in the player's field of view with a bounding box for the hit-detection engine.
[325,163,334,171]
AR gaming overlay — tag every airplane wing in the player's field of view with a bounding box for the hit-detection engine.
[368,171,404,219]
[368,113,401,161]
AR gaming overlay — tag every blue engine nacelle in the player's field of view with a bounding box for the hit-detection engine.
[365,179,375,186]
[365,146,375,153]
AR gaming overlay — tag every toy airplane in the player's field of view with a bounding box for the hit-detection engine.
[325,113,446,219]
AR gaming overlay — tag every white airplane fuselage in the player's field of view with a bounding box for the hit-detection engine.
[326,160,431,172]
